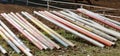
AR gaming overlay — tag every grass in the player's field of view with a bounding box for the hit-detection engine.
[0,29,120,56]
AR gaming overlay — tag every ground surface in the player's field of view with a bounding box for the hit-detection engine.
[0,0,120,56]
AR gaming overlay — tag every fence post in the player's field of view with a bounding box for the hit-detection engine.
[26,0,29,5]
[47,0,50,11]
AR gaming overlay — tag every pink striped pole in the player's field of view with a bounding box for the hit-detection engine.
[77,8,120,31]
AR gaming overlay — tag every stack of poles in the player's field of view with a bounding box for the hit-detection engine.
[1,12,74,51]
[15,13,60,49]
[77,8,120,31]
[8,13,53,50]
[60,10,120,39]
[11,12,74,48]
[76,9,120,39]
[58,10,120,40]
[0,25,21,54]
[1,8,119,50]
[33,10,119,47]
[21,12,75,47]
[52,11,117,41]
[0,20,33,56]
[34,11,104,47]
[1,13,54,51]
[0,20,31,52]
[1,13,52,51]
[0,45,7,55]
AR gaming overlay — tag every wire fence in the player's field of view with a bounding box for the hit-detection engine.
[2,0,120,18]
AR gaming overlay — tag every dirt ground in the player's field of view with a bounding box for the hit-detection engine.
[0,0,120,56]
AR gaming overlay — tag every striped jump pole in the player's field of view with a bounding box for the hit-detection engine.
[0,45,7,55]
[8,13,52,50]
[0,26,33,56]
[52,11,117,41]
[41,11,114,46]
[0,20,31,52]
[1,13,44,50]
[15,13,60,49]
[21,12,70,47]
[34,11,105,48]
[61,10,120,39]
[77,8,120,31]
